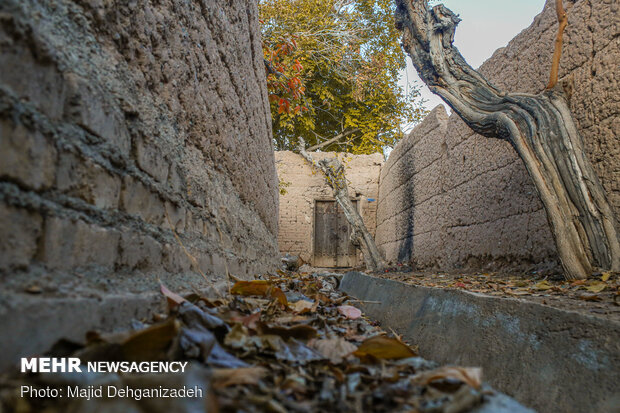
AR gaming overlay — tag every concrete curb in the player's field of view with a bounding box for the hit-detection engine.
[340,271,620,413]
[0,275,232,372]
[0,292,168,371]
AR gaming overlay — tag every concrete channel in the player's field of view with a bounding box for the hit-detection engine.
[340,271,620,413]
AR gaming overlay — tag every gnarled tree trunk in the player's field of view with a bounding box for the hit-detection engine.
[395,0,619,279]
[298,139,387,271]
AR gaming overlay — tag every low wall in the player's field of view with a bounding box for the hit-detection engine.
[0,0,279,369]
[376,0,619,271]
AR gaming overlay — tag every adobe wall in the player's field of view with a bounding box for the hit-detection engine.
[0,0,279,368]
[376,0,618,272]
[275,151,383,266]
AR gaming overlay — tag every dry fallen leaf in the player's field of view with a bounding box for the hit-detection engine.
[586,281,607,293]
[601,272,611,282]
[274,314,310,324]
[212,367,267,389]
[337,305,362,320]
[25,284,42,294]
[509,289,531,296]
[578,293,602,302]
[353,335,417,361]
[240,311,261,330]
[224,323,252,351]
[412,366,483,390]
[534,280,553,291]
[160,282,186,308]
[292,299,314,314]
[231,280,288,307]
[257,322,317,341]
[121,318,180,361]
[311,337,357,364]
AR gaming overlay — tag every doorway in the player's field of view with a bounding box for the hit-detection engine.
[313,200,358,267]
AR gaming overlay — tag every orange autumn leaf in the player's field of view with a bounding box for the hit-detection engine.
[230,280,271,295]
[121,318,180,362]
[231,280,288,307]
[353,335,417,361]
[160,282,186,308]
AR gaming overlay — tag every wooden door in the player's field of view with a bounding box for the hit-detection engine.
[313,200,358,267]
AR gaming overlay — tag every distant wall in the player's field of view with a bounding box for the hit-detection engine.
[0,0,279,368]
[276,151,383,265]
[376,0,618,271]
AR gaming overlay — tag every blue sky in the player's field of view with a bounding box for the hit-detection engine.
[399,0,546,127]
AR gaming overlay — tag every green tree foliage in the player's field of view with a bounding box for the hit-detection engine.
[260,0,427,154]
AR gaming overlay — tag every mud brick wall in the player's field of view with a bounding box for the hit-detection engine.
[275,151,383,266]
[0,0,279,368]
[376,0,619,271]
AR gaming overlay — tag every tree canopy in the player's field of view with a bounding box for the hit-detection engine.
[260,0,427,154]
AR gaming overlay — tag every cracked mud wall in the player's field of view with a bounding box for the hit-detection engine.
[0,0,279,368]
[376,0,619,271]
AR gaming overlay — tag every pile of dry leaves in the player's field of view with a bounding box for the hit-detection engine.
[1,271,514,412]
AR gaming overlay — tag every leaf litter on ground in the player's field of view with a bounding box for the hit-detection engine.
[1,270,502,413]
[378,269,620,320]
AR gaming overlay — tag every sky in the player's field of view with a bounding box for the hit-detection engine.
[399,0,546,129]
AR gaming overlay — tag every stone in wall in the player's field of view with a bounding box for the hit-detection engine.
[0,0,279,369]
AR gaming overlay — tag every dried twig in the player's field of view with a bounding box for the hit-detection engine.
[306,128,360,152]
[547,0,568,89]
[347,299,382,304]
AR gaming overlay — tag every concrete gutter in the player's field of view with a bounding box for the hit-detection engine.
[340,271,620,413]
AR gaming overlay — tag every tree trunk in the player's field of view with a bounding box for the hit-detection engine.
[395,0,620,279]
[298,140,387,271]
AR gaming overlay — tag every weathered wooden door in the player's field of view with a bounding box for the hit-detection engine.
[313,200,358,267]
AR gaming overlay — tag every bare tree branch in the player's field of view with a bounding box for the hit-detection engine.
[264,58,285,78]
[547,0,568,89]
[306,128,360,151]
